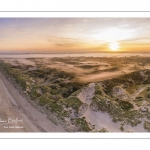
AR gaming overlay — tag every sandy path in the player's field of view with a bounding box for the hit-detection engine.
[0,72,65,132]
[132,86,147,99]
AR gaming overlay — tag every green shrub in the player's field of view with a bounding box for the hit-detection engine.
[146,92,150,98]
[38,94,53,106]
[30,87,42,99]
[63,96,83,112]
[95,84,103,95]
[99,128,108,132]
[144,121,150,131]
[120,125,124,131]
[119,101,133,110]
[75,117,91,132]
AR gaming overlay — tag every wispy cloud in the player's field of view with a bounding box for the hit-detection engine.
[0,18,150,52]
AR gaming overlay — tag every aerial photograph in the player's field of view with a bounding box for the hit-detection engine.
[0,18,150,132]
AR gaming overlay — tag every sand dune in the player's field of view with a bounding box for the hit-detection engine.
[1,55,150,132]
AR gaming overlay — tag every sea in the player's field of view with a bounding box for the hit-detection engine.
[0,53,150,58]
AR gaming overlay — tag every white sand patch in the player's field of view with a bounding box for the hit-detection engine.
[112,86,130,100]
[78,83,95,104]
[84,108,121,132]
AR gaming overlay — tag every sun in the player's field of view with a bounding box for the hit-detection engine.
[109,42,119,51]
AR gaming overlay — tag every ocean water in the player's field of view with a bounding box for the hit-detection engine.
[0,53,150,58]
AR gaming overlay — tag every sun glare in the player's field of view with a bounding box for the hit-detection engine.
[109,42,119,51]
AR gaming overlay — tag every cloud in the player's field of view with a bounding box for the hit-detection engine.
[54,42,76,47]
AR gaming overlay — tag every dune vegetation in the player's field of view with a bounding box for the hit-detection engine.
[0,56,150,132]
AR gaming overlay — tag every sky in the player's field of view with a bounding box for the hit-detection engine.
[0,18,150,53]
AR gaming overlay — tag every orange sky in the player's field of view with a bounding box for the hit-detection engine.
[0,18,150,53]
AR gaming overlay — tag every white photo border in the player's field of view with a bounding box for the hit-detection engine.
[0,11,150,139]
